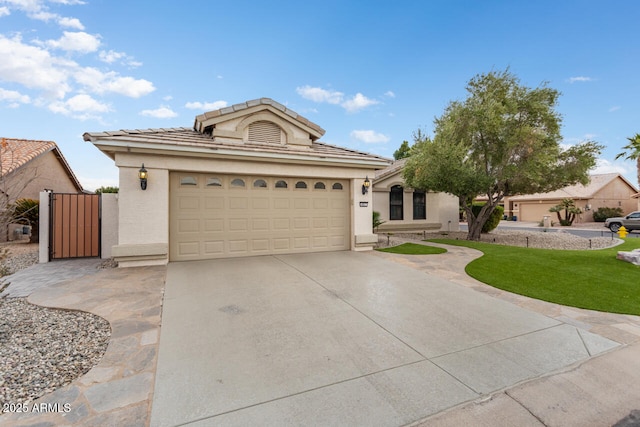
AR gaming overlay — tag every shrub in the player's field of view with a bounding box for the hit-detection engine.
[471,203,504,233]
[13,198,39,243]
[95,186,119,194]
[592,207,624,222]
[373,211,385,232]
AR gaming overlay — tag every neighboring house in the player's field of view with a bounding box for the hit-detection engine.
[634,192,640,210]
[504,173,639,222]
[1,138,83,241]
[84,98,391,267]
[372,158,460,233]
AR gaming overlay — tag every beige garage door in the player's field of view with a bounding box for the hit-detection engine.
[169,173,350,261]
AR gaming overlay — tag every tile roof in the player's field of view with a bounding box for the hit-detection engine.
[1,138,57,176]
[84,127,391,165]
[509,173,638,201]
[374,158,408,181]
[0,137,83,191]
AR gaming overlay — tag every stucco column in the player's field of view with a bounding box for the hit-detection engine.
[111,165,169,267]
[352,176,377,251]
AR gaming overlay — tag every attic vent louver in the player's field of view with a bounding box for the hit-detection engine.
[248,121,282,144]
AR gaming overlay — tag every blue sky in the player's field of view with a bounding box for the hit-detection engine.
[1,0,639,190]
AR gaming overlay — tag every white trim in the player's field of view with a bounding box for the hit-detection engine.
[93,140,390,168]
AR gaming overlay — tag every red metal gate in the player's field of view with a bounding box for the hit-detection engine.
[49,193,101,260]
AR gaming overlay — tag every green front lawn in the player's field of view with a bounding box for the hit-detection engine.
[429,238,640,315]
[376,242,447,255]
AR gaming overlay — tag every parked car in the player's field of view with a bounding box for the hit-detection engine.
[604,211,640,232]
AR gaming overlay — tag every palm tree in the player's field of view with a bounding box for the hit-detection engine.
[615,133,640,188]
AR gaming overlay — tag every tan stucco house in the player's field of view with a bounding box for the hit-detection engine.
[85,98,391,267]
[1,138,83,241]
[372,158,460,233]
[504,173,639,222]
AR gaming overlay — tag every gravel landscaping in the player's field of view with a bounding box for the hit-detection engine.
[378,229,619,250]
[0,298,110,407]
[0,242,112,408]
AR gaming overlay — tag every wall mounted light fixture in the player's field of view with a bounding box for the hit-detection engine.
[139,164,148,190]
[362,176,370,195]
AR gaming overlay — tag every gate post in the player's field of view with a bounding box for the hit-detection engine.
[38,191,51,263]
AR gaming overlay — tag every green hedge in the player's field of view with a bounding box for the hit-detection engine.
[472,204,504,233]
[592,207,623,222]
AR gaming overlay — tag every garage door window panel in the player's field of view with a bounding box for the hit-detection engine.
[180,176,198,187]
[332,183,343,190]
[275,180,288,189]
[206,177,223,188]
[295,181,308,189]
[230,178,246,188]
[253,179,268,188]
[314,182,326,190]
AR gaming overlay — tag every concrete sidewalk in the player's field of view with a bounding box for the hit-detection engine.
[415,343,640,426]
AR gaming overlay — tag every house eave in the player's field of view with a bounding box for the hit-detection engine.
[91,140,391,169]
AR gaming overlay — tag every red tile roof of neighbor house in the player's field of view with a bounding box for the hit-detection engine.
[0,137,83,191]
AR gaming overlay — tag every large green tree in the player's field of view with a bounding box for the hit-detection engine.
[393,140,412,160]
[403,69,602,240]
[615,133,640,188]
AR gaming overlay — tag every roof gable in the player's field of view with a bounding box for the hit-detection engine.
[85,98,392,168]
[509,173,638,201]
[0,137,83,192]
[194,98,325,146]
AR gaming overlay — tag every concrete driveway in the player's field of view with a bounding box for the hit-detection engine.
[151,251,618,427]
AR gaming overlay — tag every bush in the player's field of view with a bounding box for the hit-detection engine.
[372,211,385,231]
[13,198,39,243]
[95,186,119,194]
[592,207,624,222]
[471,204,504,233]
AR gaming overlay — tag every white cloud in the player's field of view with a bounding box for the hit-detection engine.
[98,49,124,63]
[384,90,395,98]
[184,100,227,110]
[98,49,141,67]
[2,0,85,26]
[140,106,177,119]
[591,158,629,176]
[0,2,155,119]
[341,93,380,113]
[74,67,155,97]
[45,31,100,53]
[48,93,110,120]
[0,34,72,98]
[0,87,31,104]
[609,106,621,112]
[58,16,83,29]
[568,76,594,83]
[296,85,343,104]
[297,85,381,112]
[65,93,109,112]
[350,129,390,143]
[103,76,154,97]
